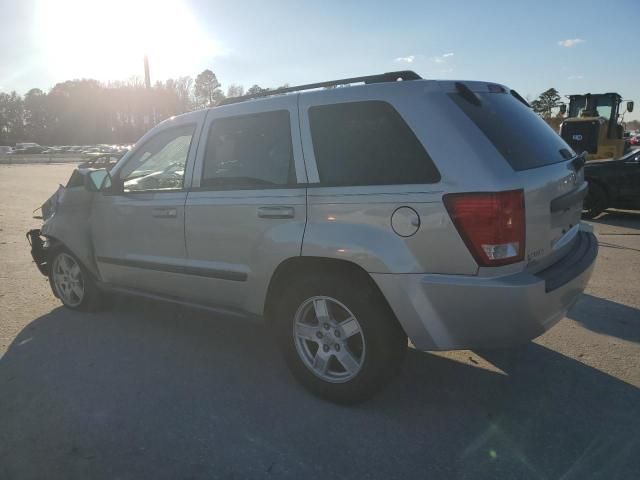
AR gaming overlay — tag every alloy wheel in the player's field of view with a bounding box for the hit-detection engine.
[293,296,366,383]
[52,253,84,307]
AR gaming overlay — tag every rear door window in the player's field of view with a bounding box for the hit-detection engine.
[202,110,294,189]
[308,101,440,186]
[449,92,573,171]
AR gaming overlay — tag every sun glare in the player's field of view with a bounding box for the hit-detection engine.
[36,0,219,84]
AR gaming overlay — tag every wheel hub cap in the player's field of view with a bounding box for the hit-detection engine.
[293,296,366,383]
[52,253,84,307]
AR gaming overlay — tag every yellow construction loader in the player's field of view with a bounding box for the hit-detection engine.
[559,93,634,160]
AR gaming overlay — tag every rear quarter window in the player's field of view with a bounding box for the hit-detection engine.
[308,100,440,186]
[449,92,572,171]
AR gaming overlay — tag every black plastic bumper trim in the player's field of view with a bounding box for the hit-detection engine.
[96,256,248,282]
[536,231,598,292]
[26,229,49,276]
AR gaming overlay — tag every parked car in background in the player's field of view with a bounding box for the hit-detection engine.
[42,147,63,154]
[77,152,124,170]
[0,146,14,154]
[27,72,598,403]
[15,142,41,149]
[629,135,640,146]
[14,146,47,154]
[582,148,640,218]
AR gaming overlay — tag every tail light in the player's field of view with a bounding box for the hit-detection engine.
[443,190,525,267]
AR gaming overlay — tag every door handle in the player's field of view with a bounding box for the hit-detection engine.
[152,208,177,218]
[257,206,295,219]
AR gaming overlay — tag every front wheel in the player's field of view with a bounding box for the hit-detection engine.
[276,273,407,404]
[49,249,107,311]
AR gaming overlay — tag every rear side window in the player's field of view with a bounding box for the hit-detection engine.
[449,92,572,171]
[202,110,294,188]
[308,101,440,186]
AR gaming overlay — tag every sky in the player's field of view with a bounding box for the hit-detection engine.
[1,0,639,119]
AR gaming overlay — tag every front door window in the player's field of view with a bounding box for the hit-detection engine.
[120,124,195,192]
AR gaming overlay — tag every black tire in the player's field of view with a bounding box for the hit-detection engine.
[48,247,109,311]
[275,271,407,404]
[582,182,607,219]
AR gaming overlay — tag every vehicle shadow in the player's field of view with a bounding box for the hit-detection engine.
[1,300,639,480]
[590,209,640,230]
[566,294,640,343]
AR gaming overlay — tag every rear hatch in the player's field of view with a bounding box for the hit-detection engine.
[447,82,586,272]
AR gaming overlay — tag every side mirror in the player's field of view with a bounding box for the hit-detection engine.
[559,104,567,115]
[85,169,112,192]
[627,101,634,113]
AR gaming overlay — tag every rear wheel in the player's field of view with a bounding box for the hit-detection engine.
[582,182,607,219]
[276,272,407,404]
[49,249,107,311]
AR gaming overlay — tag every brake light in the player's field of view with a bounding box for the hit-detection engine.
[443,190,525,267]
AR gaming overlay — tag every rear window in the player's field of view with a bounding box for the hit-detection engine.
[449,91,573,171]
[308,101,440,186]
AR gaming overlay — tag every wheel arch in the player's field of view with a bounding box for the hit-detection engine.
[44,235,100,283]
[263,256,406,335]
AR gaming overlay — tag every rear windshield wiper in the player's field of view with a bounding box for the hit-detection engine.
[559,149,586,172]
[571,151,587,172]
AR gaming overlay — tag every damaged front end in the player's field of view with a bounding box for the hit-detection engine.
[26,168,99,280]
[26,229,50,276]
[26,185,66,277]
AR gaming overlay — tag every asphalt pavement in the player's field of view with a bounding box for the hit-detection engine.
[0,164,639,479]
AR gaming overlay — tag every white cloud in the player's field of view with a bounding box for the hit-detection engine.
[395,55,415,63]
[433,52,454,63]
[558,38,584,48]
[567,75,584,80]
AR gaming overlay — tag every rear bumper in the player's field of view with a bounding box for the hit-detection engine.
[372,231,598,351]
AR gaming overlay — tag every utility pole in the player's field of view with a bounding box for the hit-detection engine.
[144,55,151,89]
[143,54,156,126]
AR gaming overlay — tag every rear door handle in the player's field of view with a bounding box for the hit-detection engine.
[152,208,177,218]
[257,206,295,219]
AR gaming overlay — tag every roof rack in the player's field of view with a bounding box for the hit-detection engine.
[219,70,422,106]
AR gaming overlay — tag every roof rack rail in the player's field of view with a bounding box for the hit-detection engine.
[219,70,422,106]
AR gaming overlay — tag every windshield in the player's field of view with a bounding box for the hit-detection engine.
[569,95,615,119]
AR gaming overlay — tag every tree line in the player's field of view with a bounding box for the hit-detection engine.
[0,69,284,146]
[3,73,637,146]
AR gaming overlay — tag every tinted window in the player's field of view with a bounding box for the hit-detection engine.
[120,124,195,192]
[202,110,294,188]
[450,92,573,171]
[308,101,440,186]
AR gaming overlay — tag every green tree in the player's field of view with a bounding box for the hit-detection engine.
[226,84,245,98]
[24,88,49,142]
[194,69,222,107]
[531,88,561,119]
[246,84,266,95]
[0,91,25,145]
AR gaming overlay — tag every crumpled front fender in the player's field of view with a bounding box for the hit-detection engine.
[40,185,100,278]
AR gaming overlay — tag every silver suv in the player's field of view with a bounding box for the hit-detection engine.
[28,71,598,403]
